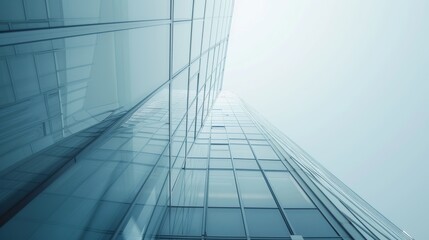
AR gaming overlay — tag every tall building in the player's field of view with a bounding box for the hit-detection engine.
[0,1,412,239]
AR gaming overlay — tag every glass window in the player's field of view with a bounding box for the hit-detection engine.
[173,22,192,74]
[236,171,276,207]
[252,145,279,160]
[171,68,189,132]
[265,171,314,208]
[206,208,245,237]
[158,207,203,236]
[172,170,206,207]
[259,160,287,171]
[230,144,254,159]
[188,143,209,158]
[193,0,206,19]
[174,0,193,20]
[0,0,170,32]
[233,159,259,170]
[210,144,230,158]
[103,164,151,203]
[208,170,239,207]
[210,158,232,169]
[191,20,204,60]
[185,158,207,169]
[245,208,290,237]
[285,209,338,237]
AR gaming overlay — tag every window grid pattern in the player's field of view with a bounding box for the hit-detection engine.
[158,93,345,240]
[0,1,412,240]
[0,0,234,239]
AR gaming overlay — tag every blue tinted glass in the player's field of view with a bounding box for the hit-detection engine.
[206,208,245,237]
[208,170,239,207]
[159,207,203,236]
[230,144,254,159]
[0,0,170,32]
[172,170,206,207]
[236,171,276,207]
[266,171,314,208]
[173,22,192,74]
[171,68,189,132]
[245,208,290,237]
[286,209,338,237]
[186,158,208,169]
[191,20,204,60]
[174,0,193,20]
[233,159,259,170]
[259,160,287,171]
[252,145,279,160]
[193,0,206,19]
[210,158,232,169]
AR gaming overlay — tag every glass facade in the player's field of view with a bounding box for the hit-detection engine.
[0,1,413,240]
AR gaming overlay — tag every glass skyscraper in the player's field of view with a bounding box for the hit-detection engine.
[0,1,413,239]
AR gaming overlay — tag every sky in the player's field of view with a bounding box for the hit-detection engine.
[223,0,429,238]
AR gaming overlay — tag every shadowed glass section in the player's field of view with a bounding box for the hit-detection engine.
[0,1,170,32]
[206,208,245,237]
[286,209,338,237]
[0,87,170,239]
[245,208,290,237]
[0,24,170,219]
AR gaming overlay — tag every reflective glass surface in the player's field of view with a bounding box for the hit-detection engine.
[0,1,411,240]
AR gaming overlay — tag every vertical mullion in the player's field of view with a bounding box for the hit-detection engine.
[228,99,296,236]
[184,0,196,169]
[225,112,251,240]
[202,112,213,238]
[193,0,209,142]
[168,0,175,207]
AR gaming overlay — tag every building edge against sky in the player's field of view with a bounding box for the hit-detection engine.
[0,0,413,239]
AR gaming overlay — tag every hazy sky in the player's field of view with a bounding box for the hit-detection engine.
[223,0,429,238]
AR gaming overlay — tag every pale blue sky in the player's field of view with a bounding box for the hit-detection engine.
[224,0,429,238]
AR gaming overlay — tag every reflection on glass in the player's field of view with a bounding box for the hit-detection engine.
[252,145,279,160]
[236,171,276,208]
[0,87,170,239]
[172,170,206,207]
[0,0,170,32]
[208,170,239,207]
[245,208,290,237]
[286,209,338,237]
[173,22,192,74]
[230,144,254,159]
[259,160,287,171]
[206,208,245,237]
[158,207,203,236]
[266,171,315,208]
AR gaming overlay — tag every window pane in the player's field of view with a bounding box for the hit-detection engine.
[186,158,207,169]
[208,170,239,207]
[285,209,338,237]
[230,144,254,159]
[172,170,206,207]
[206,208,245,237]
[171,68,189,133]
[188,143,209,158]
[210,144,230,158]
[236,171,276,207]
[191,20,204,60]
[233,159,259,170]
[266,171,314,208]
[245,208,290,237]
[173,22,192,74]
[159,207,203,236]
[252,145,279,160]
[259,160,287,171]
[210,158,232,169]
[174,0,193,20]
